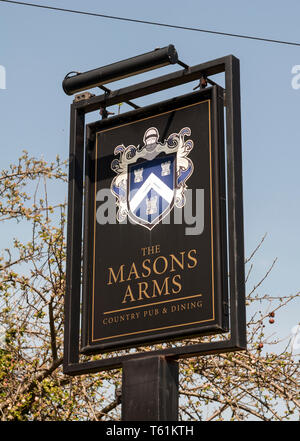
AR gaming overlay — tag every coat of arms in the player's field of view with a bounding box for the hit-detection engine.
[110,126,194,230]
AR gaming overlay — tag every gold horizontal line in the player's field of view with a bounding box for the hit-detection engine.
[92,316,214,342]
[103,294,203,315]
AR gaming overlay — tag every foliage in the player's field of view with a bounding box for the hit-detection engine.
[0,153,299,420]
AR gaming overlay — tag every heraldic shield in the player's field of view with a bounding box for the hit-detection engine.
[128,153,176,229]
[111,126,194,231]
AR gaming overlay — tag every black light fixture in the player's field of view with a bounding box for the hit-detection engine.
[62,45,178,96]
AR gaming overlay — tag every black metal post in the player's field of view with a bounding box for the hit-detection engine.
[63,106,85,370]
[121,356,179,421]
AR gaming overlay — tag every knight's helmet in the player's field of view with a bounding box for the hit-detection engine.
[143,127,159,152]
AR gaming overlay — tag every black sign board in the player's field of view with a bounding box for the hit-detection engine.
[81,88,228,354]
[63,55,246,376]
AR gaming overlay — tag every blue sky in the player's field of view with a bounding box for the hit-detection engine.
[0,0,299,352]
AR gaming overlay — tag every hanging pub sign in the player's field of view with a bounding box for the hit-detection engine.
[81,86,229,354]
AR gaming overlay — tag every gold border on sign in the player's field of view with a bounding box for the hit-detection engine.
[91,99,214,343]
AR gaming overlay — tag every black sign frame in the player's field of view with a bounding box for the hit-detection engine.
[63,55,246,376]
